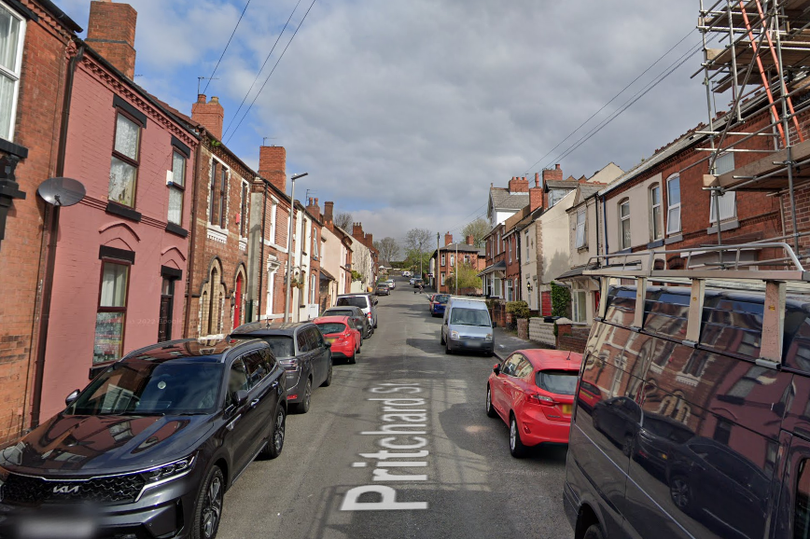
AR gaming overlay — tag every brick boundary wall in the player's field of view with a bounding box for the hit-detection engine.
[556,322,589,354]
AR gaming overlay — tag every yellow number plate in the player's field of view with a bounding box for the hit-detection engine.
[561,404,572,415]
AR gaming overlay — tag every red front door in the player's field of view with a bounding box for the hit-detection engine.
[234,275,243,328]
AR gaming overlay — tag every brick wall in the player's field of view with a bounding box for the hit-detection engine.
[556,323,589,354]
[85,1,137,79]
[0,4,73,442]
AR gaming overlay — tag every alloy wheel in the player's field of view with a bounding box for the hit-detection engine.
[273,408,286,452]
[201,472,223,539]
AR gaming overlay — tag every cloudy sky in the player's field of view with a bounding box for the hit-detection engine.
[55,0,711,246]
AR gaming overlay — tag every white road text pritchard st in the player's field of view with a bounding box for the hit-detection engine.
[341,383,429,511]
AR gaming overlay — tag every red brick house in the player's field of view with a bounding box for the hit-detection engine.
[39,0,201,421]
[431,233,485,294]
[0,0,82,441]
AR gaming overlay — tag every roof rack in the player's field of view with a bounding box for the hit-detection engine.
[584,242,808,370]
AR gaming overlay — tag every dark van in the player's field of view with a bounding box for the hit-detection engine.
[564,246,810,539]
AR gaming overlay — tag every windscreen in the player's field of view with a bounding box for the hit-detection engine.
[449,308,490,326]
[67,360,224,415]
[435,295,450,304]
[535,370,578,395]
[337,297,367,309]
[317,323,346,335]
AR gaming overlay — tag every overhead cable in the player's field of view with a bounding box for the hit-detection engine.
[203,0,253,95]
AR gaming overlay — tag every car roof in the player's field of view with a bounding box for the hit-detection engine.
[447,297,488,308]
[122,337,265,363]
[516,349,583,370]
[231,321,311,336]
[314,316,351,324]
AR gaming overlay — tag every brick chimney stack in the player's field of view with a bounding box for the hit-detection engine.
[530,172,544,213]
[323,201,334,227]
[86,0,138,80]
[508,176,529,193]
[258,145,286,193]
[365,233,373,248]
[466,235,474,246]
[445,232,453,246]
[542,164,563,184]
[306,197,321,220]
[191,94,225,141]
[352,223,364,241]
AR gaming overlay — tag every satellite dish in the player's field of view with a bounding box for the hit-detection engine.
[37,177,86,207]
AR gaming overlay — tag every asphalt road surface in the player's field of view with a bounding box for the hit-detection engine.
[217,277,573,539]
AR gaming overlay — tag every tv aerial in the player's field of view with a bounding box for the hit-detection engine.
[37,177,86,207]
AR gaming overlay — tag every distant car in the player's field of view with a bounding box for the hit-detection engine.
[413,278,424,288]
[403,271,411,277]
[430,294,450,317]
[385,278,395,290]
[231,322,332,414]
[322,306,372,339]
[0,337,287,539]
[486,349,583,457]
[315,315,362,364]
[375,283,390,296]
[409,278,416,286]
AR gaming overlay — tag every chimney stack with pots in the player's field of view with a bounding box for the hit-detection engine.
[466,235,474,246]
[191,94,224,141]
[445,232,453,246]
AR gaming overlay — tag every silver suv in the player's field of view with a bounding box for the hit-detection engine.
[336,293,378,329]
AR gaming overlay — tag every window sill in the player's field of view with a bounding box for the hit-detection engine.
[0,138,28,159]
[206,225,228,244]
[106,201,142,222]
[647,239,664,249]
[706,219,739,235]
[165,222,188,238]
[665,234,683,245]
[576,245,588,252]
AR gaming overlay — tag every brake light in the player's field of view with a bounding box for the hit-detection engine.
[367,312,372,319]
[531,394,555,405]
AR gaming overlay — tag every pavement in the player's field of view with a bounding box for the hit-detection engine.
[492,325,536,361]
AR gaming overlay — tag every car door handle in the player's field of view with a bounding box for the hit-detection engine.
[270,381,279,389]
[250,398,261,408]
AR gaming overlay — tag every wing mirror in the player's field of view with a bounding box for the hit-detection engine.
[233,389,249,407]
[65,389,81,407]
[493,364,501,375]
[324,341,332,349]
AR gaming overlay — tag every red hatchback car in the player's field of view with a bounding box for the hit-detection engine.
[315,315,362,364]
[486,349,583,457]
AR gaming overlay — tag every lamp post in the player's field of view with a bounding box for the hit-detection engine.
[284,172,308,323]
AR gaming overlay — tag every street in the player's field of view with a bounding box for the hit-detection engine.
[217,277,572,539]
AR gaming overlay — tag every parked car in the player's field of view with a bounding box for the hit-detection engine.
[412,278,424,288]
[0,337,287,539]
[486,349,582,457]
[336,293,378,329]
[385,278,396,290]
[440,297,494,355]
[409,277,416,286]
[565,279,810,539]
[375,283,390,296]
[322,305,372,339]
[403,271,411,278]
[315,315,362,364]
[230,322,332,414]
[430,293,450,317]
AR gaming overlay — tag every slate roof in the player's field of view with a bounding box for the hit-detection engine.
[489,187,529,210]
[544,180,582,192]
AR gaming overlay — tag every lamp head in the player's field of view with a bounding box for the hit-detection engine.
[291,172,309,181]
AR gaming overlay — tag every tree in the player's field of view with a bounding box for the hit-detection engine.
[404,228,433,276]
[374,237,400,266]
[462,217,490,248]
[334,212,352,231]
[445,262,482,292]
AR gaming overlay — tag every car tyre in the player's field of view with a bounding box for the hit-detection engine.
[486,386,497,418]
[583,524,605,539]
[440,331,446,345]
[348,349,357,364]
[295,378,312,413]
[260,406,286,459]
[192,465,224,539]
[669,474,693,513]
[445,340,452,354]
[509,414,528,458]
[321,361,333,387]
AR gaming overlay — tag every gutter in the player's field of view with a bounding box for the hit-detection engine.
[30,44,84,428]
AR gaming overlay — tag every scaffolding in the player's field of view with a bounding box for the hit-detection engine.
[698,0,810,254]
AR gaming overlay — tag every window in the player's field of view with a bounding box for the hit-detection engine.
[310,273,317,304]
[269,202,277,244]
[239,181,249,237]
[450,254,455,267]
[575,208,586,248]
[572,290,587,323]
[209,161,227,228]
[109,113,141,208]
[441,273,446,286]
[524,230,530,257]
[649,184,662,240]
[167,151,186,225]
[666,175,681,234]
[94,261,130,363]
[619,199,631,250]
[441,253,445,266]
[506,279,513,301]
[0,3,24,141]
[508,238,512,263]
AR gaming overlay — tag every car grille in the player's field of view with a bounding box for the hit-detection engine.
[3,472,145,506]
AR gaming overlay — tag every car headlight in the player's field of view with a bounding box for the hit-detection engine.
[142,454,196,487]
[485,333,493,341]
[451,330,460,340]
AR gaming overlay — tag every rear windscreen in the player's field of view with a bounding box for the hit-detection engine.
[317,323,346,335]
[262,336,294,358]
[535,370,578,395]
[337,297,367,309]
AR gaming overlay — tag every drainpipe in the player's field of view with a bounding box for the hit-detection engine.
[30,44,84,429]
[183,130,205,337]
[257,178,268,322]
[601,194,609,259]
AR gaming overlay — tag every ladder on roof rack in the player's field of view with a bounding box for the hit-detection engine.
[583,242,807,369]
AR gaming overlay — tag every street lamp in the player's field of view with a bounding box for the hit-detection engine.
[284,172,308,323]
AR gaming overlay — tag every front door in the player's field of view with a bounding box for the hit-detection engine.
[158,277,174,342]
[234,274,244,329]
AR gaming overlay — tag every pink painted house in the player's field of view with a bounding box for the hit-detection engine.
[38,1,199,419]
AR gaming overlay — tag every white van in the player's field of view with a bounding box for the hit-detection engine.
[440,297,494,356]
